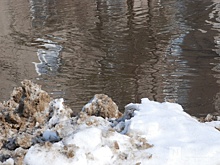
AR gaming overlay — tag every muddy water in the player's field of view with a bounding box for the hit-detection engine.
[0,0,220,117]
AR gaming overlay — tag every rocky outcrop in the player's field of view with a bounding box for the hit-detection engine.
[82,94,122,119]
[0,80,51,164]
[0,81,126,165]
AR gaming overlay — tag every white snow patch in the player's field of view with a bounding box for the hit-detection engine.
[48,98,70,127]
[63,127,102,150]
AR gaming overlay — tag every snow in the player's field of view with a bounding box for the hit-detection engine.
[48,98,68,127]
[126,99,220,164]
[63,127,102,150]
[22,98,220,165]
[0,158,14,165]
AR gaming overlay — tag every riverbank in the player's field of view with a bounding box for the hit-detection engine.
[1,80,220,165]
[1,0,220,117]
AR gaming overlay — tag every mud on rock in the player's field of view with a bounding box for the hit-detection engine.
[82,94,122,119]
[0,80,126,165]
[0,80,51,164]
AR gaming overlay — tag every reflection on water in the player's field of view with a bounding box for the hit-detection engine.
[33,38,62,75]
[0,0,220,116]
[208,0,220,113]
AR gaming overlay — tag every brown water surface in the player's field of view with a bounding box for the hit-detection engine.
[0,0,220,117]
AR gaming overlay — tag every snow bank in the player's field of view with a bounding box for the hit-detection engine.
[1,80,220,165]
[126,99,220,165]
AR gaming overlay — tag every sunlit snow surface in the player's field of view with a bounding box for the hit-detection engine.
[24,98,220,165]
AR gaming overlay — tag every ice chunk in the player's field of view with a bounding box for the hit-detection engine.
[43,130,60,142]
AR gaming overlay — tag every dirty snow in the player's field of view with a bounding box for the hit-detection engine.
[1,80,220,165]
[24,99,220,165]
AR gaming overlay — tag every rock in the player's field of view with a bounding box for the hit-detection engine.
[4,138,18,150]
[20,80,51,123]
[0,80,52,164]
[0,81,131,164]
[0,154,11,163]
[82,94,122,119]
[14,147,27,165]
[205,114,214,122]
[202,113,220,122]
[17,133,33,149]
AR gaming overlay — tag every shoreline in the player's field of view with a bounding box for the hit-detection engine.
[1,80,220,165]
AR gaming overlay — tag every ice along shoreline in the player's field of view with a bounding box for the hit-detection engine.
[1,80,220,165]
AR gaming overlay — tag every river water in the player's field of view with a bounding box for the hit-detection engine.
[0,0,220,117]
